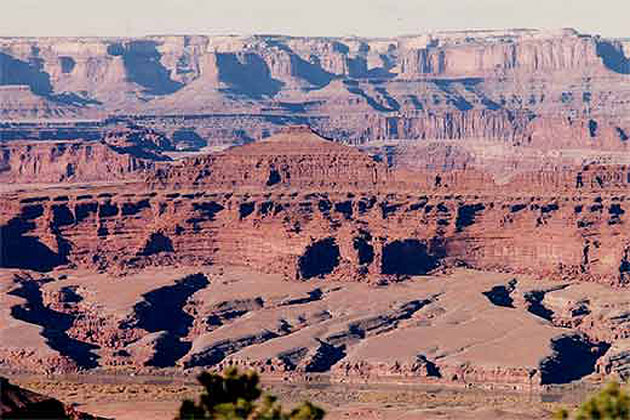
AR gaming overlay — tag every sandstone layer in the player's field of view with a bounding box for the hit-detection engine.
[1,376,101,419]
[0,125,629,391]
[2,127,630,285]
[2,29,630,151]
[3,28,630,393]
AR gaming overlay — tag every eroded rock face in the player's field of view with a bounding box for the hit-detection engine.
[0,140,161,184]
[2,29,630,150]
[3,266,606,389]
[2,129,630,285]
[3,29,630,389]
[0,122,174,185]
[0,377,101,419]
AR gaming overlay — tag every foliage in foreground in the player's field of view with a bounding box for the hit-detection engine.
[176,367,325,420]
[554,381,630,420]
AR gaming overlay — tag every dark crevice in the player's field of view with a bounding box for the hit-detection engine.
[334,201,353,219]
[381,239,439,276]
[540,334,610,384]
[416,354,442,378]
[298,238,340,279]
[524,290,555,321]
[0,52,53,96]
[190,201,224,222]
[596,40,630,75]
[98,201,119,218]
[121,199,151,216]
[138,232,174,256]
[59,56,76,74]
[125,273,209,367]
[216,52,283,98]
[239,202,256,219]
[184,330,279,368]
[0,51,99,105]
[277,347,309,371]
[523,285,569,321]
[51,204,75,227]
[120,41,183,95]
[264,39,334,89]
[144,332,191,368]
[381,202,402,219]
[206,298,264,327]
[8,279,99,369]
[280,288,323,306]
[172,129,207,151]
[130,273,208,335]
[353,231,374,265]
[304,341,346,373]
[588,119,598,138]
[482,279,517,308]
[75,202,98,222]
[455,203,485,231]
[345,82,398,113]
[1,206,66,272]
[266,169,281,186]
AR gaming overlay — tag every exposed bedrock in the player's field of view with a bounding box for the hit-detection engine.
[8,277,99,369]
[2,265,625,387]
[184,295,436,372]
[184,330,282,368]
[539,334,610,385]
[0,204,67,272]
[2,29,630,149]
[0,137,167,185]
[123,273,209,366]
[205,297,265,328]
[334,354,442,381]
[6,186,630,284]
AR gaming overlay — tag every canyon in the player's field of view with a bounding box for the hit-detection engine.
[2,28,630,419]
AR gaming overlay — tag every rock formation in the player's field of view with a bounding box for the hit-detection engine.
[2,29,630,148]
[3,28,630,391]
[1,376,102,419]
[2,127,630,285]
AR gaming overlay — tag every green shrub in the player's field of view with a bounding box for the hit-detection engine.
[176,367,325,420]
[554,381,630,420]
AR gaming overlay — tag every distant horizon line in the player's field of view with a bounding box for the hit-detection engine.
[0,27,628,41]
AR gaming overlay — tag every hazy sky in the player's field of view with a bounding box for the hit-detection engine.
[2,0,630,38]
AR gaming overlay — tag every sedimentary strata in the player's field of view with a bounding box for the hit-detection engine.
[2,128,630,285]
[3,28,630,390]
[0,376,101,419]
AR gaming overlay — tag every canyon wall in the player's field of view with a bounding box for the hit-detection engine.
[4,30,630,387]
[3,184,630,284]
[3,128,630,286]
[2,29,630,150]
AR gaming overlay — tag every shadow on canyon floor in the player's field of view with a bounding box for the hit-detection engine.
[9,279,99,369]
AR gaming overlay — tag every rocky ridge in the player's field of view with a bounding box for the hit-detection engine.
[2,29,630,149]
[2,127,630,285]
[3,28,630,390]
[1,376,102,419]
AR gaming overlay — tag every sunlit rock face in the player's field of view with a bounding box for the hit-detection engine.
[4,29,630,389]
[2,28,630,149]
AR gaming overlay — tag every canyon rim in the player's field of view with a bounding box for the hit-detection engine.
[3,19,630,420]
